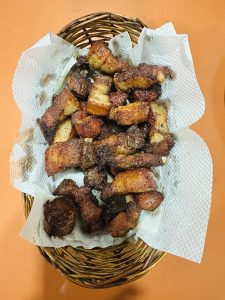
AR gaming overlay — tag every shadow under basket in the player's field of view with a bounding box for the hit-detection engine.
[23,12,166,289]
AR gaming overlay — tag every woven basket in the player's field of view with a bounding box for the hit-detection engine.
[23,12,166,289]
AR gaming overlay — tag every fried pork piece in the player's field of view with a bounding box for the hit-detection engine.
[109,152,165,169]
[102,195,128,224]
[96,120,122,140]
[37,88,80,144]
[149,131,174,156]
[53,119,75,144]
[54,179,102,232]
[132,83,162,102]
[43,197,76,237]
[84,166,107,190]
[87,76,113,116]
[71,110,103,138]
[66,57,92,99]
[107,201,141,237]
[94,126,145,164]
[101,168,157,200]
[109,101,150,126]
[114,63,173,92]
[135,191,164,211]
[88,41,127,74]
[148,101,174,155]
[149,101,168,133]
[109,91,128,106]
[45,139,96,176]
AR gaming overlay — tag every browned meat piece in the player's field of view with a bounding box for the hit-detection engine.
[87,76,113,116]
[109,91,128,106]
[37,88,80,144]
[132,83,162,102]
[148,101,174,156]
[67,73,92,99]
[54,179,102,232]
[107,201,141,237]
[150,132,174,156]
[109,166,121,176]
[88,41,127,74]
[135,191,164,211]
[101,168,157,200]
[102,195,128,224]
[43,197,76,237]
[149,101,168,133]
[71,110,103,139]
[66,56,92,99]
[114,63,173,91]
[45,139,97,176]
[53,119,76,144]
[94,126,145,165]
[96,121,122,140]
[109,102,150,126]
[84,166,107,190]
[109,152,165,169]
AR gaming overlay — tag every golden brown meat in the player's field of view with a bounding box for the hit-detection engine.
[132,83,161,102]
[43,197,76,237]
[109,91,128,106]
[149,101,168,133]
[88,41,127,74]
[109,101,150,126]
[84,166,107,190]
[94,126,145,165]
[71,110,103,138]
[54,179,102,232]
[109,152,165,169]
[53,119,75,144]
[45,139,97,176]
[101,168,157,200]
[148,101,174,156]
[135,191,164,211]
[149,131,174,156]
[114,63,173,92]
[38,88,80,144]
[107,201,141,237]
[86,76,113,116]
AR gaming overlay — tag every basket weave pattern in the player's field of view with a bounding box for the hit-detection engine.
[23,12,165,288]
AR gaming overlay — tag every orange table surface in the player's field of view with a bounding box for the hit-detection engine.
[1,1,225,299]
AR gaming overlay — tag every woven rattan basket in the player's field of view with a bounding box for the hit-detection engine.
[23,12,166,289]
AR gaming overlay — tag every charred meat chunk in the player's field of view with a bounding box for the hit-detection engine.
[94,126,145,165]
[84,166,107,190]
[43,197,76,237]
[66,56,92,99]
[131,83,162,102]
[108,152,165,169]
[37,88,80,144]
[109,91,128,106]
[102,195,128,224]
[54,179,102,232]
[107,201,141,237]
[134,191,164,211]
[114,63,173,91]
[88,41,127,74]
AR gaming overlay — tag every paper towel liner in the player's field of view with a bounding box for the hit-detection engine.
[10,22,212,263]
